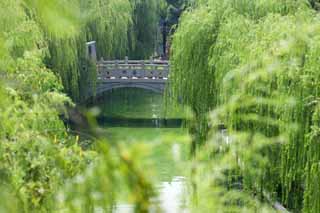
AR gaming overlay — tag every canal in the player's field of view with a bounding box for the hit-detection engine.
[94,88,191,212]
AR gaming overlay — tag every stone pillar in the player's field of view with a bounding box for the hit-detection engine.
[86,41,97,62]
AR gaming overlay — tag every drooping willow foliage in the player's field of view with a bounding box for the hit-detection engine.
[43,0,133,101]
[20,0,163,101]
[0,0,157,212]
[170,0,320,211]
[83,0,133,59]
[128,0,162,59]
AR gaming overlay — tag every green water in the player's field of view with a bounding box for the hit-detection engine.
[96,88,189,119]
[95,88,190,212]
[108,128,189,181]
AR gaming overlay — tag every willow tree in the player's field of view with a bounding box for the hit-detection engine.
[0,0,91,210]
[170,0,320,211]
[0,0,156,211]
[128,0,162,59]
[43,0,162,100]
[170,1,220,152]
[21,0,134,101]
[82,0,133,59]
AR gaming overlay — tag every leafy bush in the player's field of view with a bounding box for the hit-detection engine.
[0,0,159,211]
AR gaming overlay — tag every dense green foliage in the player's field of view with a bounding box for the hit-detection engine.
[0,0,160,212]
[170,0,320,211]
[164,0,194,28]
[3,0,163,102]
[0,1,90,208]
[128,0,161,59]
[3,0,320,211]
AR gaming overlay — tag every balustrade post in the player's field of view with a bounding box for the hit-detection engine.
[150,56,155,78]
[114,60,118,78]
[125,56,129,76]
[115,60,119,70]
[142,60,145,79]
[97,57,104,75]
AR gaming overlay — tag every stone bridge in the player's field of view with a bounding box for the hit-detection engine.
[96,58,169,94]
[87,41,169,96]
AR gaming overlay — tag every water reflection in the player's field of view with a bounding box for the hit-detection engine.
[95,88,189,213]
[115,177,188,213]
[157,176,188,213]
[114,204,134,213]
[94,88,185,119]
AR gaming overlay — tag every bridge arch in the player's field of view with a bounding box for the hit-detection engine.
[96,82,165,95]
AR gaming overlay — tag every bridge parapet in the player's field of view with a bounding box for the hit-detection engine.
[93,57,169,94]
[97,57,169,80]
[85,41,170,96]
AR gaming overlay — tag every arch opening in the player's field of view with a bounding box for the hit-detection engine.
[96,83,165,96]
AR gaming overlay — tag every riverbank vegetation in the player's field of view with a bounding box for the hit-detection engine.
[1,0,320,212]
[0,0,161,212]
[170,0,320,212]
